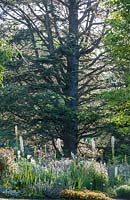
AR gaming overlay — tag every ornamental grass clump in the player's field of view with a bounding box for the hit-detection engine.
[7,158,44,198]
[70,161,108,191]
[116,185,130,199]
[86,161,109,191]
[60,189,112,200]
[11,158,37,188]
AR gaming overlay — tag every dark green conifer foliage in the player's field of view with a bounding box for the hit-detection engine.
[0,0,109,156]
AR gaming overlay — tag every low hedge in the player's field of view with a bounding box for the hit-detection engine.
[60,189,112,200]
[116,185,130,199]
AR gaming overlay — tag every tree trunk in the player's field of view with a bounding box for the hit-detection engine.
[62,0,79,157]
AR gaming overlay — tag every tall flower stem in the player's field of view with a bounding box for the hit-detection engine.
[15,125,19,151]
[111,136,115,163]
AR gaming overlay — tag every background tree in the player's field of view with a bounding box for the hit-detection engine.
[105,0,130,68]
[0,0,110,156]
[0,40,12,85]
[102,0,130,162]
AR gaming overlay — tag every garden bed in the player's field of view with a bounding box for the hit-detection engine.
[0,199,127,200]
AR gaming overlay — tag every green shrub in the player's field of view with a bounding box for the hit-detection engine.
[107,187,117,197]
[116,185,130,199]
[60,189,112,200]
